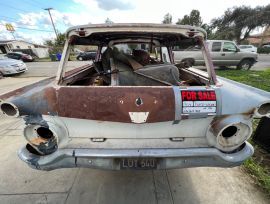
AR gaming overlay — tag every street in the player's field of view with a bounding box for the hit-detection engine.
[15,53,270,79]
[0,59,269,204]
[251,54,270,70]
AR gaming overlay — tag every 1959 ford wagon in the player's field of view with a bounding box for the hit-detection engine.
[0,23,269,170]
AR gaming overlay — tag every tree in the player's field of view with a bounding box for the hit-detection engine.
[162,13,172,24]
[201,23,214,39]
[176,10,212,38]
[105,18,113,24]
[211,5,270,43]
[44,33,65,54]
[176,10,202,26]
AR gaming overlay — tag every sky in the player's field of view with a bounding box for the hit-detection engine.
[0,0,269,44]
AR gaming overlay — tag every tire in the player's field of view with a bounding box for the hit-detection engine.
[182,58,194,67]
[237,59,253,70]
[218,66,228,70]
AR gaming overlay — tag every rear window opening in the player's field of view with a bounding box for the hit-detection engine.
[59,36,211,87]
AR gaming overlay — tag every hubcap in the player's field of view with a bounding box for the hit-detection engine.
[242,63,250,70]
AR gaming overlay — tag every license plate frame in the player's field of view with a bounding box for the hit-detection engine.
[120,158,158,170]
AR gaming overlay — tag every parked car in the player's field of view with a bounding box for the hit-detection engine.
[5,52,34,62]
[239,45,257,53]
[0,56,27,76]
[262,44,270,48]
[173,40,258,70]
[76,51,96,61]
[1,23,269,171]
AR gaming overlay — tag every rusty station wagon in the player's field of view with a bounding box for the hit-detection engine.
[0,24,270,170]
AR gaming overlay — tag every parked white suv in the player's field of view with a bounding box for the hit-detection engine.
[239,45,257,53]
[173,40,258,70]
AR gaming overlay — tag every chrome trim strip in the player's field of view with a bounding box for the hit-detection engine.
[18,142,254,171]
[173,86,181,120]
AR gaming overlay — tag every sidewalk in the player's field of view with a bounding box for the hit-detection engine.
[0,77,46,95]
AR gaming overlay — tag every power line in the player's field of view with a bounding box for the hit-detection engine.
[17,0,43,9]
[0,2,32,13]
[28,0,48,8]
[0,15,19,21]
[0,18,52,31]
[0,23,54,32]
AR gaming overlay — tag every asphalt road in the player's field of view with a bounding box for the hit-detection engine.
[11,53,270,79]
[251,54,270,70]
[0,58,269,204]
[17,61,88,78]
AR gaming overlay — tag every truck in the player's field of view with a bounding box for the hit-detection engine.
[173,40,258,70]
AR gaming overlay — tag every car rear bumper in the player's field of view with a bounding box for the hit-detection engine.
[18,142,254,171]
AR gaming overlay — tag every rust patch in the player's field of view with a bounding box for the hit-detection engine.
[244,108,256,116]
[0,77,55,100]
[30,137,48,146]
[57,86,175,123]
[0,74,175,123]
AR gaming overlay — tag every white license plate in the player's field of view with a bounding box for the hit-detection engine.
[120,158,157,170]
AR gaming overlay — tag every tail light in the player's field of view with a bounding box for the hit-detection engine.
[24,125,58,155]
[23,119,69,155]
[206,115,252,152]
[0,102,19,117]
[254,102,270,118]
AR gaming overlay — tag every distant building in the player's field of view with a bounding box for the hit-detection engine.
[0,40,49,58]
[247,26,270,46]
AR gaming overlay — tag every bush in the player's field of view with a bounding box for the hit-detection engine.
[258,47,270,54]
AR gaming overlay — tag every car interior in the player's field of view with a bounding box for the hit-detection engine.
[60,33,211,87]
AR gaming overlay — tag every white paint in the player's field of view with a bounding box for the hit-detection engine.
[59,116,214,139]
[183,101,194,107]
[194,101,216,107]
[183,107,216,113]
[129,112,149,124]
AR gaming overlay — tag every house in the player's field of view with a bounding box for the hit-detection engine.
[0,40,49,58]
[247,26,270,46]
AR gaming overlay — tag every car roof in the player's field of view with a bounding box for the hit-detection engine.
[8,52,24,55]
[66,23,207,46]
[207,40,235,43]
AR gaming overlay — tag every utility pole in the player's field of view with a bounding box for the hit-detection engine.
[11,32,16,40]
[44,8,58,38]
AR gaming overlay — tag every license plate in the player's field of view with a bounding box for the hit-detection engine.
[120,158,157,170]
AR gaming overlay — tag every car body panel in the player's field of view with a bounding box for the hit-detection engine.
[0,24,269,171]
[239,45,257,53]
[6,52,33,62]
[0,57,27,75]
[76,51,96,61]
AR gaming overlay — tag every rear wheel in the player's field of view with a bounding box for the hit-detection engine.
[181,59,194,68]
[78,57,83,61]
[218,66,228,70]
[237,59,253,70]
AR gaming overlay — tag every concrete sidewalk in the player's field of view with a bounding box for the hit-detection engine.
[0,77,46,95]
[0,116,269,204]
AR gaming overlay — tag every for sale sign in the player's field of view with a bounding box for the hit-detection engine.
[181,91,217,114]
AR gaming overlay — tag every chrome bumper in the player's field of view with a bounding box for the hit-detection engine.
[18,142,254,171]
